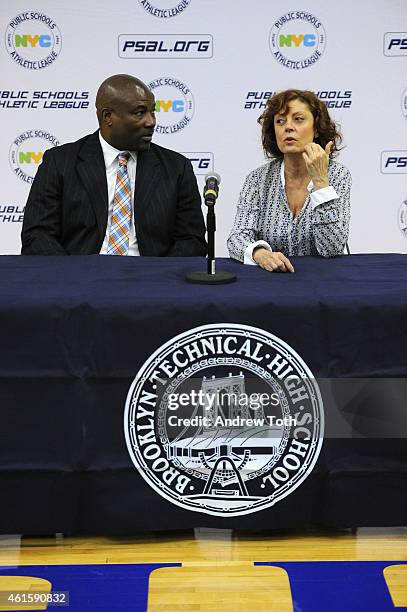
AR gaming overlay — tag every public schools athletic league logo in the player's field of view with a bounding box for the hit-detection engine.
[149,77,194,134]
[270,11,326,69]
[10,130,60,184]
[138,0,191,19]
[5,12,62,70]
[124,324,324,517]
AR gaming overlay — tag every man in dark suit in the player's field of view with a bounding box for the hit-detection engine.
[21,74,207,256]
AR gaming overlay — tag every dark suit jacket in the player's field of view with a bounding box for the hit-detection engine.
[21,131,207,256]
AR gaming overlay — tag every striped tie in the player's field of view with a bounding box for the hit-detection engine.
[107,152,132,256]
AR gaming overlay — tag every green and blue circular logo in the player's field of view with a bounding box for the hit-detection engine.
[5,11,62,70]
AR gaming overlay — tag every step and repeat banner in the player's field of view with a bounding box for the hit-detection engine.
[1,0,406,255]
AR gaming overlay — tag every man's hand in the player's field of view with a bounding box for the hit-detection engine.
[253,248,294,273]
[302,141,333,190]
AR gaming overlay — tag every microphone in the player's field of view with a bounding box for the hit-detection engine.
[203,173,221,205]
[185,170,235,285]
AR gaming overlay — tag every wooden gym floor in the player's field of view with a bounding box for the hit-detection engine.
[0,527,406,611]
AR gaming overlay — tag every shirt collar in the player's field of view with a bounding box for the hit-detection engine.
[280,159,313,192]
[98,131,137,168]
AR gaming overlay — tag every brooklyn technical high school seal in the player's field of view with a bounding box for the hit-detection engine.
[124,324,324,516]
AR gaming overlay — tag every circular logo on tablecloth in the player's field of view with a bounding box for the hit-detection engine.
[148,77,194,134]
[398,199,407,239]
[138,0,191,18]
[9,129,60,184]
[269,11,326,69]
[124,324,324,517]
[5,12,62,70]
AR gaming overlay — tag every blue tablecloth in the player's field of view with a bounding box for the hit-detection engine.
[0,254,406,534]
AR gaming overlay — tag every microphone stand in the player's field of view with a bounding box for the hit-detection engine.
[186,192,236,285]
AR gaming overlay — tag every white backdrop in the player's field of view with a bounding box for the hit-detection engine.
[1,0,406,255]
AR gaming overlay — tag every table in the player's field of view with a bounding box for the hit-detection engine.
[0,254,406,534]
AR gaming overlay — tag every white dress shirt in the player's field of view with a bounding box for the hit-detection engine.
[98,132,140,256]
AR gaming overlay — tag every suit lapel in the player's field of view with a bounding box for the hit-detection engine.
[135,145,161,217]
[77,131,108,239]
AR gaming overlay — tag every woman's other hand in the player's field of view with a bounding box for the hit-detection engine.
[253,248,294,272]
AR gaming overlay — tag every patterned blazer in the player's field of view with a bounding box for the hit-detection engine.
[227,158,351,262]
[21,131,207,256]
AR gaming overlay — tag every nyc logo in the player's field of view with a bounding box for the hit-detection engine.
[149,77,194,134]
[279,34,316,47]
[14,34,51,48]
[155,99,185,112]
[18,151,43,164]
[9,130,60,184]
[270,12,326,69]
[5,12,61,69]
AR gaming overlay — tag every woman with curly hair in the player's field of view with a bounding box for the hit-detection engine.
[227,89,351,272]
